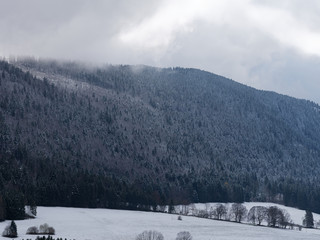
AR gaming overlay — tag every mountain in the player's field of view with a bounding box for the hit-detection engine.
[1,57,320,215]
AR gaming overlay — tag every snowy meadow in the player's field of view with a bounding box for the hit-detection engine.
[1,203,320,240]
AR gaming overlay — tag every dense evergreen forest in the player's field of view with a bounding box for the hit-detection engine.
[1,57,320,219]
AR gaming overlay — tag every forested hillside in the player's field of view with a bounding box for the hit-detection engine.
[1,58,320,218]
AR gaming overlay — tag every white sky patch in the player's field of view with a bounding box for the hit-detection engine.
[118,0,225,50]
[119,0,320,57]
[248,4,320,56]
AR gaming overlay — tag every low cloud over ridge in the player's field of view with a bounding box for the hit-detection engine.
[1,0,320,103]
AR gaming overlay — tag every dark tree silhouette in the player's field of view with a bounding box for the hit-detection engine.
[304,210,314,228]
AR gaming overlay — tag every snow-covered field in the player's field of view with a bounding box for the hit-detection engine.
[1,203,320,240]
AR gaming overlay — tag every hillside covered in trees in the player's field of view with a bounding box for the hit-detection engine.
[1,57,320,218]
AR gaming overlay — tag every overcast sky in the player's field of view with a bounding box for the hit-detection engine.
[1,0,320,104]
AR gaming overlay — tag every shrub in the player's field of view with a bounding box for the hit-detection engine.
[176,231,192,240]
[136,230,164,240]
[27,223,55,235]
[39,223,49,234]
[35,237,62,240]
[2,220,17,238]
[26,226,39,234]
[47,227,55,235]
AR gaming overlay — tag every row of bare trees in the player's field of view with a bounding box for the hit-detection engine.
[136,230,192,240]
[172,203,292,228]
[248,206,291,228]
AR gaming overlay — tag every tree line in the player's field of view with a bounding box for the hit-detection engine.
[168,203,315,229]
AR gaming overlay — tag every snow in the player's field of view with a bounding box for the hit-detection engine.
[25,206,36,219]
[0,204,320,240]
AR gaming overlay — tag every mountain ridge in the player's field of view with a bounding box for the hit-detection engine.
[1,57,320,215]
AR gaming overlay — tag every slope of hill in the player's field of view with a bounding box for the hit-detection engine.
[1,58,320,214]
[1,205,320,240]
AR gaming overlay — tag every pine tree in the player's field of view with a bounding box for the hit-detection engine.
[2,220,17,237]
[168,200,175,213]
[305,210,314,228]
[10,220,17,237]
[5,190,25,220]
[0,195,6,221]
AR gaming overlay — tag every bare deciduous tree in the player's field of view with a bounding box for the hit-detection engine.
[247,206,267,225]
[190,204,198,216]
[266,206,289,228]
[279,209,291,229]
[26,226,38,234]
[267,206,279,227]
[176,231,192,240]
[212,204,227,220]
[231,203,247,223]
[39,223,55,235]
[180,205,190,215]
[205,203,211,213]
[136,230,164,240]
[197,210,209,218]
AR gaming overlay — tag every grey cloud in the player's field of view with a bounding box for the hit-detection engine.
[249,50,320,104]
[0,0,160,60]
[0,0,320,104]
[252,0,320,32]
